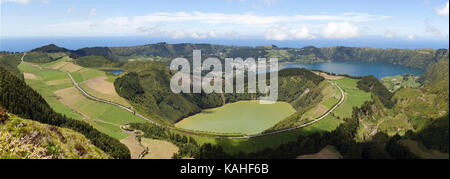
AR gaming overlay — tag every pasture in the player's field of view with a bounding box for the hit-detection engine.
[141,138,179,159]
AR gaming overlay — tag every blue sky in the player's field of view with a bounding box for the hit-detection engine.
[1,0,449,43]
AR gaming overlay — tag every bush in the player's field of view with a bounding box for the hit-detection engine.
[0,106,9,123]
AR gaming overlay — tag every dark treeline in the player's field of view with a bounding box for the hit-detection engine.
[73,55,123,68]
[0,53,23,79]
[357,75,395,108]
[0,67,131,159]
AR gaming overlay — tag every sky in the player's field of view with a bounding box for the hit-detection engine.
[0,0,449,44]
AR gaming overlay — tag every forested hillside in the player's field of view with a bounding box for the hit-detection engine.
[0,52,23,79]
[353,58,449,154]
[0,67,131,159]
[66,43,448,70]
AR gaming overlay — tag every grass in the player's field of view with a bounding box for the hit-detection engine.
[333,77,372,118]
[141,138,179,159]
[54,86,147,129]
[79,77,132,108]
[19,61,147,141]
[1,114,110,159]
[297,145,343,159]
[71,68,106,83]
[18,63,83,120]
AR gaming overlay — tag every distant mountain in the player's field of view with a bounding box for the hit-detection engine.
[63,43,449,70]
[31,44,69,53]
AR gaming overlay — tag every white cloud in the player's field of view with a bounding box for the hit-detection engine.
[170,29,188,39]
[407,35,415,40]
[1,0,31,4]
[265,26,315,41]
[384,30,397,38]
[265,26,291,40]
[89,8,97,17]
[436,2,449,16]
[99,12,390,26]
[208,30,218,38]
[190,32,207,39]
[290,27,316,40]
[321,22,360,39]
[1,0,48,4]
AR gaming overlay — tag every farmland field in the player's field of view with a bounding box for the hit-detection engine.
[18,61,148,140]
[141,138,179,159]
[333,77,372,118]
[175,101,297,135]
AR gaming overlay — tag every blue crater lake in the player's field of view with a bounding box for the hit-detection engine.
[103,69,126,76]
[281,61,425,79]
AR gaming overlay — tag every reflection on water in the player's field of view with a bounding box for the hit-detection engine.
[281,61,425,79]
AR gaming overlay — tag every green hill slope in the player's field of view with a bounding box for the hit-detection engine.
[0,66,131,159]
[1,112,110,159]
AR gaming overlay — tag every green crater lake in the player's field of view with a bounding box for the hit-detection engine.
[175,101,296,135]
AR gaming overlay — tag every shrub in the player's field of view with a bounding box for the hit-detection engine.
[0,106,9,123]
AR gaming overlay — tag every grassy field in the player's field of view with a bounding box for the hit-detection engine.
[141,138,179,159]
[297,145,342,159]
[120,134,144,159]
[18,61,147,140]
[79,76,131,108]
[71,68,107,83]
[18,62,83,120]
[175,101,297,135]
[333,77,372,119]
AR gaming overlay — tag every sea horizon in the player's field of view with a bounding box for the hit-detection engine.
[1,36,449,52]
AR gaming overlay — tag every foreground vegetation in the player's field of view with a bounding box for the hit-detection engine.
[0,66,131,159]
[1,110,110,159]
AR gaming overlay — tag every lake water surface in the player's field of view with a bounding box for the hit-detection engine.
[281,61,425,79]
[175,101,296,135]
[102,69,125,76]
